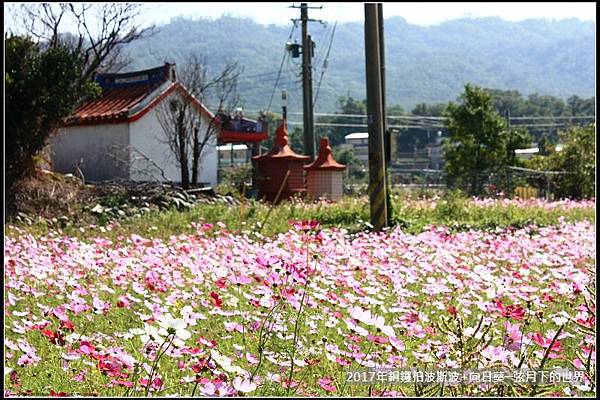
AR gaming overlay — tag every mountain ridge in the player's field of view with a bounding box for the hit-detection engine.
[122,15,595,112]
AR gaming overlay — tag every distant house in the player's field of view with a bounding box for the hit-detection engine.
[514,144,563,160]
[344,132,369,162]
[50,63,218,186]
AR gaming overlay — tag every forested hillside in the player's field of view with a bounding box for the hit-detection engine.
[123,16,595,112]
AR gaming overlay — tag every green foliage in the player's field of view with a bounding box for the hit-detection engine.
[333,146,366,181]
[8,193,595,242]
[443,84,532,195]
[527,125,595,199]
[5,34,99,193]
[217,164,253,196]
[411,102,447,116]
[316,96,367,146]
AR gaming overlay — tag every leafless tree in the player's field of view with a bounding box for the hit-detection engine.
[107,144,171,183]
[15,2,154,87]
[156,55,242,189]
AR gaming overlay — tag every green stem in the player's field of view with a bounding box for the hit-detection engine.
[531,324,565,396]
[286,279,309,395]
[145,334,175,396]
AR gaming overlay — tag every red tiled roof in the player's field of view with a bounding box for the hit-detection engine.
[305,137,346,171]
[63,64,214,126]
[65,83,161,125]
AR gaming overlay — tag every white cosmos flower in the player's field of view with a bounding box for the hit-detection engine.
[157,313,191,342]
[233,376,257,393]
[5,367,13,376]
[140,324,165,345]
[210,349,247,375]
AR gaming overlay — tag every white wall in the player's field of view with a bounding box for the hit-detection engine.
[52,123,130,181]
[128,93,218,187]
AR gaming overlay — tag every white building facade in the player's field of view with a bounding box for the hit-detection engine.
[51,64,218,187]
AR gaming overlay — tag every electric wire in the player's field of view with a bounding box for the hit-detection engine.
[313,18,337,108]
[266,21,297,113]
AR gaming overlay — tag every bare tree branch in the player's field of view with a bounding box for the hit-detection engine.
[17,2,156,84]
[156,55,243,188]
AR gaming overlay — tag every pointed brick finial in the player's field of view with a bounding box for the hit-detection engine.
[275,120,289,147]
[305,136,346,171]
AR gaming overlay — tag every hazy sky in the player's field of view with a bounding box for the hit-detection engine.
[140,2,596,27]
[4,2,596,34]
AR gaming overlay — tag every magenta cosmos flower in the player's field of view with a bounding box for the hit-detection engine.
[291,220,320,231]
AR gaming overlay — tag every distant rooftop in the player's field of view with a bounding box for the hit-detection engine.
[217,144,248,151]
[345,132,369,140]
[62,63,213,127]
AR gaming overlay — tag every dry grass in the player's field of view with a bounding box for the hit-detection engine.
[8,169,112,220]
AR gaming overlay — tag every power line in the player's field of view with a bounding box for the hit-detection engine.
[509,115,595,120]
[266,21,297,113]
[286,121,446,129]
[313,18,337,108]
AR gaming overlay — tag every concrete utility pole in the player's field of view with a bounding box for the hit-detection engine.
[292,2,321,160]
[364,3,389,230]
[377,2,393,226]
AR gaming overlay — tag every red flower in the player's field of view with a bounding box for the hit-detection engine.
[49,390,69,397]
[496,300,525,320]
[41,330,65,346]
[215,277,228,289]
[209,292,222,308]
[576,316,595,328]
[60,319,75,332]
[447,306,458,316]
[10,370,20,386]
[531,332,562,351]
[30,322,51,331]
[304,357,320,366]
[98,358,124,377]
[191,358,210,373]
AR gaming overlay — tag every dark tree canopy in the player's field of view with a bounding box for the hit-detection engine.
[442,84,532,195]
[5,35,100,193]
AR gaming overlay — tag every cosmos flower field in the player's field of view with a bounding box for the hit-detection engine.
[3,199,596,397]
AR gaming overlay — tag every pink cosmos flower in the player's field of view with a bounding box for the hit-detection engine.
[139,377,163,391]
[116,296,131,308]
[318,377,337,392]
[503,321,523,351]
[335,357,351,366]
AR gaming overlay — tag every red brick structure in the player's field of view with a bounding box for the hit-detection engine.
[305,137,346,201]
[252,119,309,202]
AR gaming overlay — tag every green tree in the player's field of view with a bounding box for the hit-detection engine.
[567,95,596,116]
[333,146,366,181]
[316,96,367,146]
[5,35,99,193]
[443,83,530,195]
[542,125,595,199]
[411,102,446,117]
